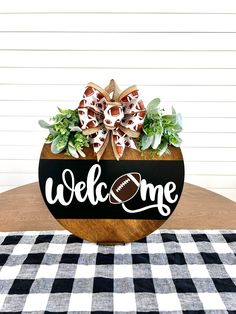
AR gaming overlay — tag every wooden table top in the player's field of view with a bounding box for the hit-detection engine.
[0,182,236,232]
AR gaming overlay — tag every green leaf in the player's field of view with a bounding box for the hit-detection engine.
[73,132,89,148]
[142,117,163,136]
[68,141,79,158]
[176,113,183,129]
[157,139,169,156]
[45,134,54,144]
[169,133,182,147]
[57,134,69,150]
[57,107,64,114]
[171,106,176,115]
[51,135,67,154]
[38,120,53,129]
[141,134,154,150]
[140,102,182,153]
[151,133,162,149]
[49,128,57,136]
[162,114,177,124]
[39,106,83,157]
[69,126,82,132]
[77,148,86,158]
[147,98,161,112]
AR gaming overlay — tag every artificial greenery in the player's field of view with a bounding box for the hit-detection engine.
[39,107,89,158]
[138,98,182,156]
[39,100,182,159]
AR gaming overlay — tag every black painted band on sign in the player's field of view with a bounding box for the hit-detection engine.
[39,159,184,220]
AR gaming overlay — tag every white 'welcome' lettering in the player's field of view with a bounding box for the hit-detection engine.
[45,164,178,217]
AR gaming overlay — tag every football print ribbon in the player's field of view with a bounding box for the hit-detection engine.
[78,79,146,160]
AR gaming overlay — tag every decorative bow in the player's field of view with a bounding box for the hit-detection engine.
[78,79,146,160]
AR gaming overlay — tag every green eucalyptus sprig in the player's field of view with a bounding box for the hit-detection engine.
[39,107,89,158]
[138,98,183,156]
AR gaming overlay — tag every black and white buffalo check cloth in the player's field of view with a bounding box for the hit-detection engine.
[0,230,236,313]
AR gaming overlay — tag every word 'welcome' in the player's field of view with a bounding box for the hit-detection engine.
[45,165,178,217]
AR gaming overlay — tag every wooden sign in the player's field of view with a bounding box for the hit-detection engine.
[39,143,184,243]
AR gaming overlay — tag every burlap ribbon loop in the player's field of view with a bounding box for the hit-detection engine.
[78,79,146,160]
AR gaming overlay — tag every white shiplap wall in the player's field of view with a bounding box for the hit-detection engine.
[0,0,236,201]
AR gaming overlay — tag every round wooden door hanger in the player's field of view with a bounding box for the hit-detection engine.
[39,143,184,243]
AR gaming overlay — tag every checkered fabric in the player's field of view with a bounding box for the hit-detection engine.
[0,230,236,313]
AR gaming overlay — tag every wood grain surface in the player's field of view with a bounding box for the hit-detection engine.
[39,143,183,243]
[0,182,236,239]
[40,142,183,160]
[1,143,236,242]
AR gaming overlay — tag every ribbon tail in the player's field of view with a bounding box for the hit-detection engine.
[125,136,138,151]
[96,131,110,161]
[111,129,126,161]
[88,128,110,161]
